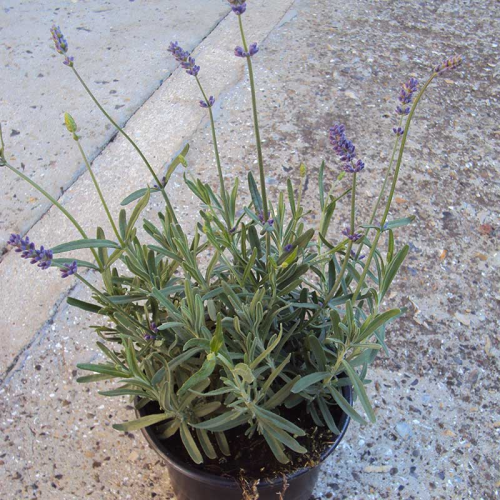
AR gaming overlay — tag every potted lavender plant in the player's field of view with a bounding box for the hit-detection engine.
[0,3,462,499]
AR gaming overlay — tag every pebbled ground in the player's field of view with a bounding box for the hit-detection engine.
[0,0,498,499]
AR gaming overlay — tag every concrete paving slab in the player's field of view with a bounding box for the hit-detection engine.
[0,0,231,249]
[0,0,295,375]
[0,0,499,499]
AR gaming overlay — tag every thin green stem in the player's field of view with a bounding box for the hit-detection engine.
[194,77,230,226]
[3,160,103,270]
[300,172,358,331]
[75,273,147,331]
[238,16,268,221]
[351,73,437,302]
[355,116,403,260]
[71,67,178,224]
[75,139,124,245]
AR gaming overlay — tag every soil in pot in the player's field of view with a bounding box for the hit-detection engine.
[140,398,346,486]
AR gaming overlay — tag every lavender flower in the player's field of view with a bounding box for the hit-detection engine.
[153,176,167,189]
[234,42,259,58]
[228,0,247,15]
[168,42,200,76]
[396,77,418,115]
[50,25,74,67]
[329,124,365,173]
[8,233,53,270]
[60,260,78,278]
[342,227,362,242]
[284,244,293,252]
[434,55,463,75]
[200,96,215,108]
[393,127,404,136]
[351,250,365,260]
[144,322,159,341]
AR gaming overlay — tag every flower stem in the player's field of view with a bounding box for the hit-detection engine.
[71,66,178,224]
[238,16,268,221]
[351,72,437,302]
[194,77,231,226]
[75,138,124,245]
[354,116,403,261]
[299,172,357,332]
[3,160,103,270]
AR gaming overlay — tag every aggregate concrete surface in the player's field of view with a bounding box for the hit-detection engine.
[0,0,499,499]
[0,0,231,248]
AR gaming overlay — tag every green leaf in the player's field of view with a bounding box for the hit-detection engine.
[341,360,376,423]
[210,313,224,353]
[121,188,156,206]
[248,172,263,213]
[308,335,327,371]
[233,363,255,384]
[287,179,296,216]
[113,413,170,432]
[254,406,305,436]
[380,245,409,300]
[52,238,120,254]
[52,258,99,271]
[383,215,416,231]
[76,373,115,383]
[357,309,401,343]
[67,297,102,314]
[318,160,325,210]
[98,388,147,397]
[177,354,216,396]
[191,410,248,432]
[126,188,150,239]
[328,386,367,425]
[195,428,217,460]
[261,426,289,464]
[76,363,130,378]
[317,397,340,434]
[291,372,330,393]
[260,420,306,455]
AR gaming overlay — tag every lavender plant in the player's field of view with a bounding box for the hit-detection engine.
[0,3,462,467]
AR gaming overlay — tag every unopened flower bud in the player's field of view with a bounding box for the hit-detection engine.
[299,163,307,178]
[64,113,77,133]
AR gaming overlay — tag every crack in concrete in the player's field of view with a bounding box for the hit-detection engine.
[0,2,296,384]
[0,10,232,263]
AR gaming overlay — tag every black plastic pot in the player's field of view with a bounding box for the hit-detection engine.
[136,384,352,500]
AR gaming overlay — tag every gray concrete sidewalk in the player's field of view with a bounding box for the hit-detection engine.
[0,0,499,499]
[0,0,230,249]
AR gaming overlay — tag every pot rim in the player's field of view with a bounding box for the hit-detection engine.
[135,384,352,490]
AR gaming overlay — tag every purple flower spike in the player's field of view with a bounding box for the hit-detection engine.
[234,43,259,58]
[60,260,78,278]
[228,0,247,15]
[50,25,68,54]
[342,227,362,242]
[393,127,404,136]
[8,233,53,270]
[396,77,418,115]
[234,46,247,58]
[168,41,200,77]
[230,2,247,15]
[200,96,215,108]
[248,43,259,56]
[330,124,365,173]
[50,25,74,67]
[434,55,463,75]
